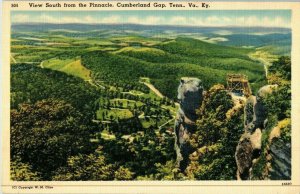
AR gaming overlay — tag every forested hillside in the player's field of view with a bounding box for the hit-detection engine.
[250,56,291,180]
[10,64,176,180]
[10,23,290,181]
[82,37,265,99]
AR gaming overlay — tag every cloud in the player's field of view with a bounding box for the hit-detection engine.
[144,16,162,25]
[84,16,96,23]
[11,13,291,28]
[12,14,30,23]
[206,16,220,23]
[170,16,187,25]
[39,14,57,23]
[100,15,121,23]
[209,37,228,42]
[127,16,140,24]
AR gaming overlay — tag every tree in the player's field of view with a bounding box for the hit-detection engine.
[53,153,115,181]
[268,56,291,81]
[187,84,244,180]
[114,166,134,180]
[11,99,97,180]
[11,157,41,181]
[196,85,234,146]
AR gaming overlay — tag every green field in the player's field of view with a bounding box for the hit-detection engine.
[43,58,91,80]
[110,98,144,108]
[96,108,134,120]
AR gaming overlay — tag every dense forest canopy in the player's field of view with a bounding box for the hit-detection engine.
[82,37,266,99]
[10,23,291,180]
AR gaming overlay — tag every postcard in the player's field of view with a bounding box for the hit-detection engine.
[1,0,300,193]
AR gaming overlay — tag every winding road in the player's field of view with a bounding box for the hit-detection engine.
[141,82,164,98]
[159,117,176,129]
[248,51,273,78]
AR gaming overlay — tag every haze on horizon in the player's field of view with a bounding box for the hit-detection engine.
[11,10,291,28]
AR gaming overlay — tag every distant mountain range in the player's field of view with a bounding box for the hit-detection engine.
[11,23,291,55]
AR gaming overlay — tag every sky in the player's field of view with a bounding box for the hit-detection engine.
[11,10,291,28]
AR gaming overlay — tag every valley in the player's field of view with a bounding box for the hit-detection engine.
[10,23,290,180]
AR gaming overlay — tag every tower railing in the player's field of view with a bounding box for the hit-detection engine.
[226,74,252,96]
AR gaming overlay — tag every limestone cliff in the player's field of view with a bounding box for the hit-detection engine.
[235,84,291,180]
[174,77,203,171]
[173,78,290,180]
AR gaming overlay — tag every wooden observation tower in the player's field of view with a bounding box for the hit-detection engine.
[226,74,252,96]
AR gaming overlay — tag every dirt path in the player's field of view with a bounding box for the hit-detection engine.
[140,79,179,107]
[18,62,40,65]
[40,61,44,68]
[10,55,41,65]
[142,82,164,98]
[10,55,17,64]
[159,117,175,129]
[252,55,269,78]
[248,51,275,78]
[86,79,105,89]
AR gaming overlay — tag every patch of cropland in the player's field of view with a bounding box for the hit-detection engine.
[42,57,91,80]
[82,37,265,99]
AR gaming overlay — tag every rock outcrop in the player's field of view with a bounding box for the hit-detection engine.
[269,138,291,180]
[235,128,262,180]
[243,85,277,133]
[267,118,291,180]
[174,77,203,171]
[235,84,288,180]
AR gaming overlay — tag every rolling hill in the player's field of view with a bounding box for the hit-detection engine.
[82,37,266,99]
